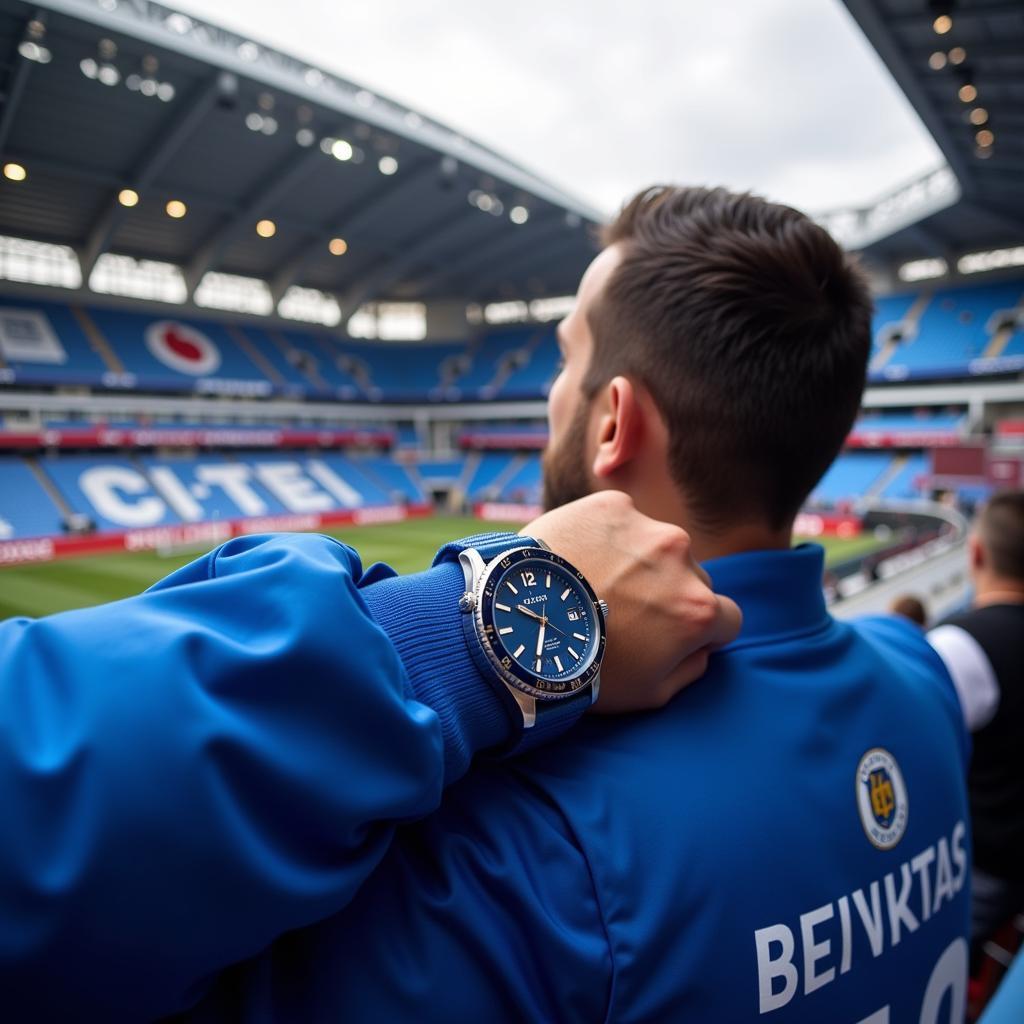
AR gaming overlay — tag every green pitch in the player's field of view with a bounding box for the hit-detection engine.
[0,518,881,622]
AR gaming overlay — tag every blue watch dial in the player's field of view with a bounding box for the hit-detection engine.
[477,547,605,698]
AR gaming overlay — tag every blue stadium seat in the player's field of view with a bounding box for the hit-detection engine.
[86,308,277,391]
[498,456,542,504]
[353,456,425,503]
[498,328,560,398]
[417,460,466,482]
[0,298,108,385]
[465,452,515,499]
[885,283,1024,377]
[880,453,929,500]
[0,458,67,538]
[810,452,893,504]
[41,454,184,531]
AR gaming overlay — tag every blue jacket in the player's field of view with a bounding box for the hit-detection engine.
[0,533,512,1021]
[184,545,971,1022]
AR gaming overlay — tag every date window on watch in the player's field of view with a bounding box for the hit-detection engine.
[566,608,581,622]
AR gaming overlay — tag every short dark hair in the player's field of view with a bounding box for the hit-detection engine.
[979,491,1024,580]
[585,186,873,531]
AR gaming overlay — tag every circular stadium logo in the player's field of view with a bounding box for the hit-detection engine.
[145,320,221,376]
[856,748,908,850]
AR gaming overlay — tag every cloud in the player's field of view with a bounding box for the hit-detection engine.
[173,0,942,216]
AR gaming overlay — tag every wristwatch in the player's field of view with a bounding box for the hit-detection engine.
[437,532,608,739]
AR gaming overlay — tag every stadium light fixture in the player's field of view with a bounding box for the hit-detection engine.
[958,83,977,103]
[932,14,952,34]
[958,246,1024,275]
[118,189,139,207]
[157,83,175,102]
[328,237,348,256]
[256,219,276,238]
[928,52,947,70]
[510,206,530,225]
[80,57,98,79]
[975,129,994,148]
[17,41,52,64]
[246,112,263,132]
[98,64,120,87]
[3,163,27,182]
[331,139,354,161]
[898,258,948,283]
[295,128,316,147]
[165,200,187,219]
[378,156,398,176]
[947,47,966,65]
[969,107,988,126]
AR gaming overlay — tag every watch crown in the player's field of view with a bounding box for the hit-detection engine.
[598,599,609,620]
[458,591,476,613]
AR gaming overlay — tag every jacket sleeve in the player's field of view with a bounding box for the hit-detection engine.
[0,532,510,1021]
[185,762,614,1024]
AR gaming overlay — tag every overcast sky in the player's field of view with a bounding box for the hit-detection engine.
[174,0,942,218]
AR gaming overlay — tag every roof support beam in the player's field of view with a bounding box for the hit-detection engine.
[267,160,436,304]
[841,0,974,186]
[79,71,232,280]
[0,9,43,159]
[414,213,567,296]
[183,144,325,296]
[892,2,1024,27]
[338,210,482,326]
[468,231,589,303]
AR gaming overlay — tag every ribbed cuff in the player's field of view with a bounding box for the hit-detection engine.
[361,562,513,784]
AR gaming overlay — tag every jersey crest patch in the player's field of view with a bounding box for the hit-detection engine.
[856,748,908,849]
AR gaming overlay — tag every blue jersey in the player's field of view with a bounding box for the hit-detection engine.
[184,544,971,1022]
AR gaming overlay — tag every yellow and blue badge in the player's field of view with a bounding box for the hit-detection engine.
[856,747,909,849]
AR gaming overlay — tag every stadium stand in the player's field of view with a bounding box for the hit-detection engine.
[810,452,895,505]
[0,298,108,386]
[497,455,543,504]
[1,281,1021,410]
[879,452,929,501]
[464,452,517,500]
[0,458,66,539]
[0,452,430,538]
[872,282,1024,380]
[416,459,466,482]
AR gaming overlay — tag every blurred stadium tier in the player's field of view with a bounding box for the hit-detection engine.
[0,0,1023,623]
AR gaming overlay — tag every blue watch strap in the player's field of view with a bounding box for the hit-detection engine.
[433,532,540,567]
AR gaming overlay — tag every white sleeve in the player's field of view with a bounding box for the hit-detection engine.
[926,624,1001,732]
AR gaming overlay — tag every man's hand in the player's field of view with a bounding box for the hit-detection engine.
[524,491,741,713]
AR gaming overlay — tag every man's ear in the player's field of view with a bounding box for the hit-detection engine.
[592,376,644,480]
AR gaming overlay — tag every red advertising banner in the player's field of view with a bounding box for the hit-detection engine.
[0,427,395,451]
[0,504,432,567]
[793,512,864,539]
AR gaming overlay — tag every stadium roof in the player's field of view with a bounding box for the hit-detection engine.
[0,0,604,314]
[840,0,1024,267]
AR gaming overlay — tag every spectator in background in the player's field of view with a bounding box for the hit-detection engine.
[928,491,1024,967]
[891,593,928,627]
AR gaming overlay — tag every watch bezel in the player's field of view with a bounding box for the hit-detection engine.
[473,545,606,701]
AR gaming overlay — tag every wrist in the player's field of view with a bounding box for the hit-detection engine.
[361,562,513,784]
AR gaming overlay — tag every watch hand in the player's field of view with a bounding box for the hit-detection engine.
[517,603,567,637]
[516,604,545,623]
[535,619,546,658]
